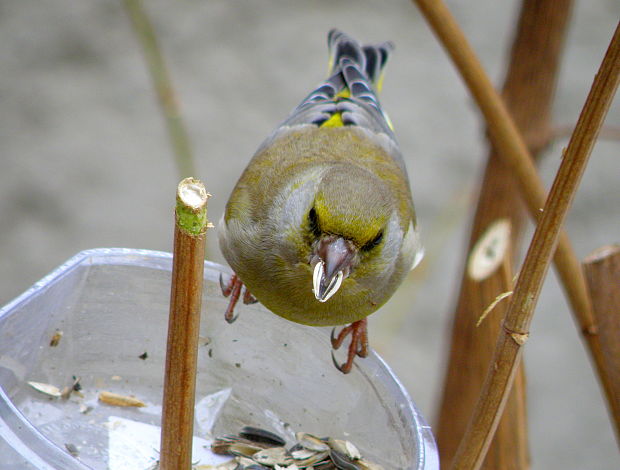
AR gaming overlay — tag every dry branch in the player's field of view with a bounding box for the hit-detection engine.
[411,0,595,350]
[123,0,196,178]
[451,22,620,470]
[433,0,573,467]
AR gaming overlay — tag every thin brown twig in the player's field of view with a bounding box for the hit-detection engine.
[434,1,571,466]
[160,178,210,469]
[412,0,594,338]
[451,23,620,470]
[553,124,620,142]
[123,0,196,178]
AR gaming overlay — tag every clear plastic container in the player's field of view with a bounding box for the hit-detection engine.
[0,248,438,469]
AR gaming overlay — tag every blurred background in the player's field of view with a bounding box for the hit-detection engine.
[0,0,618,468]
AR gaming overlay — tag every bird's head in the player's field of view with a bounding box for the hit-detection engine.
[305,165,399,302]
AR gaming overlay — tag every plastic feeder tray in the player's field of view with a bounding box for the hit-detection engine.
[0,248,438,469]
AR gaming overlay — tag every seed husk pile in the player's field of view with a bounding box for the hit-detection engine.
[210,426,384,470]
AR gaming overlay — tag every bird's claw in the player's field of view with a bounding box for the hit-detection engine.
[220,272,254,323]
[243,289,258,305]
[219,273,231,296]
[331,350,348,374]
[225,310,239,324]
[330,319,369,374]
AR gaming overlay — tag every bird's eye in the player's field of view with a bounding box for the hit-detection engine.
[362,230,384,251]
[308,207,321,238]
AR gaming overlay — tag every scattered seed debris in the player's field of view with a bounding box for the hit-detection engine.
[72,375,82,392]
[327,438,361,460]
[65,442,79,457]
[27,381,63,398]
[60,386,72,400]
[59,376,83,400]
[79,403,93,414]
[50,330,63,347]
[98,391,146,408]
[239,426,286,447]
[212,427,383,470]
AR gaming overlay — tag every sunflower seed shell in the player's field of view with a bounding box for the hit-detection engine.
[253,447,293,466]
[355,460,384,470]
[240,426,286,447]
[329,450,360,470]
[327,439,361,461]
[27,381,62,398]
[296,433,329,453]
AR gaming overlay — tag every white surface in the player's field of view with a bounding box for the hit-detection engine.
[107,416,228,470]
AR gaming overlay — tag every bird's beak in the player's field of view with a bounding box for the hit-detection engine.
[312,236,356,302]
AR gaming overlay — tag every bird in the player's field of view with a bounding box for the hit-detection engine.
[218,29,423,374]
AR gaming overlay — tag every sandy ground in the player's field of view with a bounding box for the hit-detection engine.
[1,1,618,468]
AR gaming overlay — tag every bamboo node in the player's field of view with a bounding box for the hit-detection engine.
[510,332,529,346]
[502,323,530,345]
[582,324,599,336]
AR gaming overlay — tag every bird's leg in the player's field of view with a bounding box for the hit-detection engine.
[220,273,256,323]
[330,318,369,374]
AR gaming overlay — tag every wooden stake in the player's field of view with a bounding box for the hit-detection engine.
[435,1,572,467]
[160,178,210,470]
[451,23,620,470]
[583,245,620,444]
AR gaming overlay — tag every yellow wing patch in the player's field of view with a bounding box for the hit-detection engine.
[321,113,344,128]
[375,72,385,93]
[319,89,351,128]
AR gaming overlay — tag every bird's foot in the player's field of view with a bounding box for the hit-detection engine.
[330,318,369,374]
[219,273,256,323]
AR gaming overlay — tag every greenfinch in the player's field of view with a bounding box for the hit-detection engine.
[219,29,423,373]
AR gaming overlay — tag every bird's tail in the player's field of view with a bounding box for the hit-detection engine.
[277,29,395,134]
[327,29,394,92]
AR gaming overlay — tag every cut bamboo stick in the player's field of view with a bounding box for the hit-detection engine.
[583,245,620,444]
[451,22,620,470]
[160,178,210,470]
